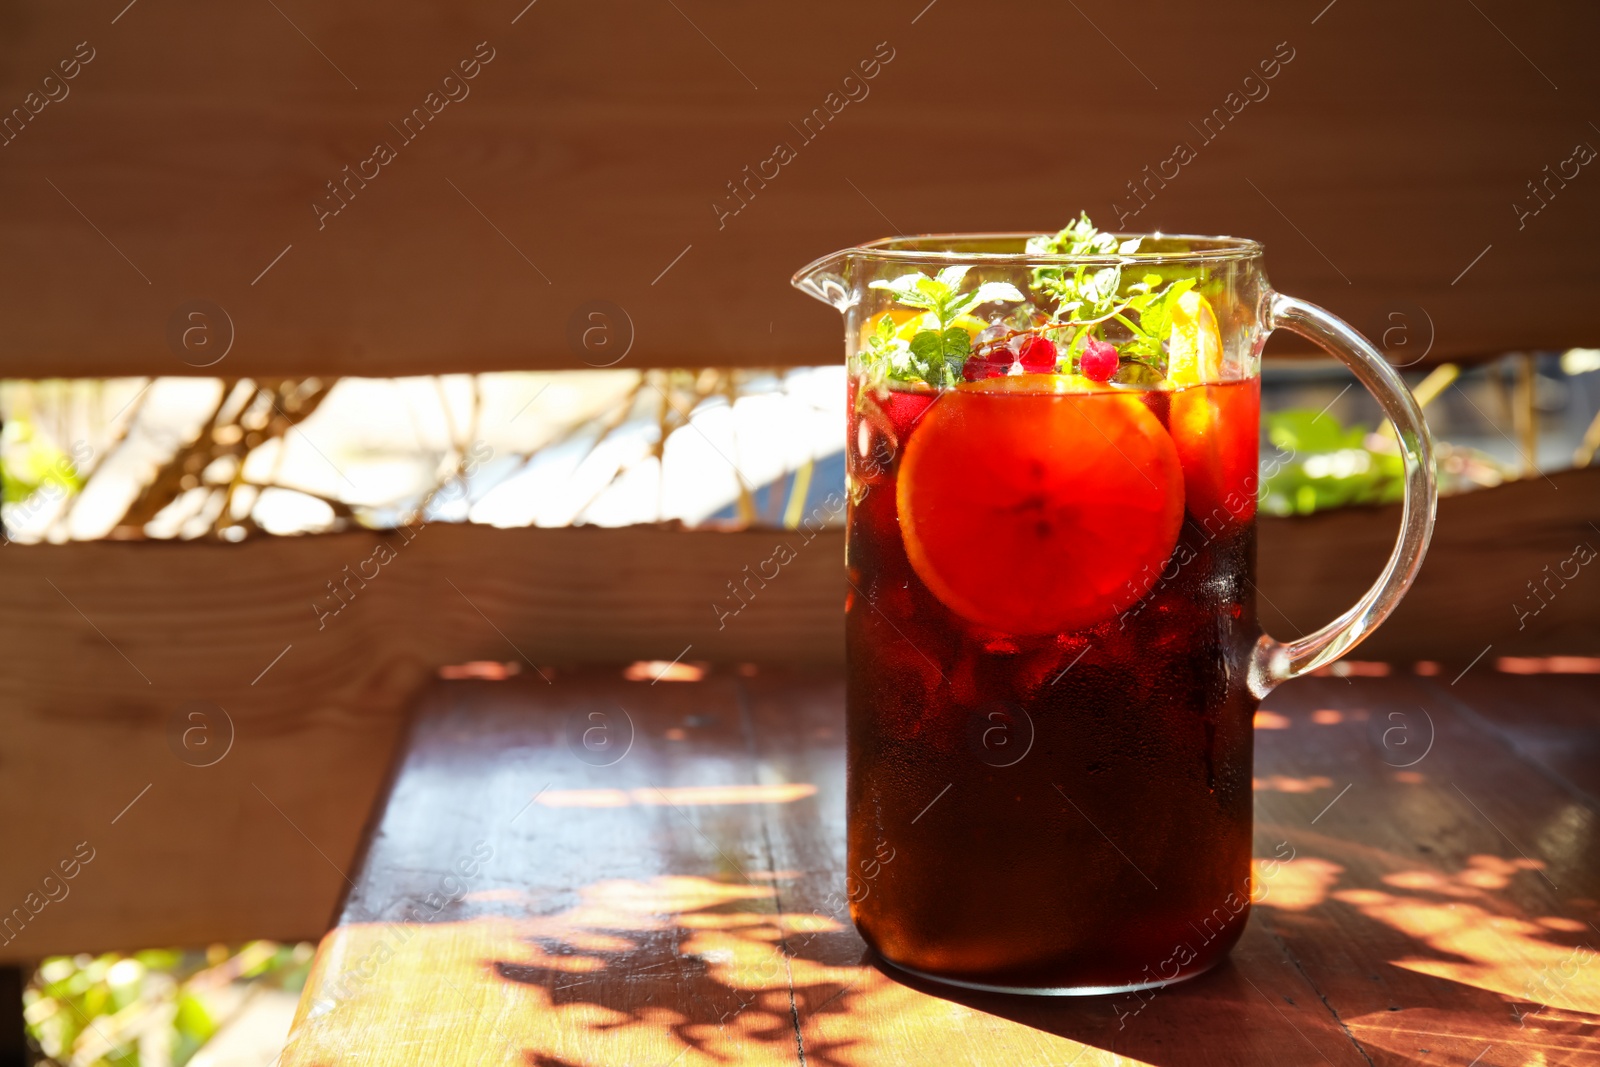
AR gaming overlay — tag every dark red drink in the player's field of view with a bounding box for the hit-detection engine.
[845,373,1262,994]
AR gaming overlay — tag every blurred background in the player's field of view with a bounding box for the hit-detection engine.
[3,353,1598,546]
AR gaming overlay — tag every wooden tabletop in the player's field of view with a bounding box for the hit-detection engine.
[277,665,1600,1067]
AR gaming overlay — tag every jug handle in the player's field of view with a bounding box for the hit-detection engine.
[1248,292,1438,698]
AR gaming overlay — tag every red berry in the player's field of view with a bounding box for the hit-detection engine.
[1079,339,1119,382]
[962,357,1008,382]
[1017,335,1058,373]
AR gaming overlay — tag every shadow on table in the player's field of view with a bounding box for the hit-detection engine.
[483,855,1600,1067]
[837,844,1600,1067]
[279,860,1599,1067]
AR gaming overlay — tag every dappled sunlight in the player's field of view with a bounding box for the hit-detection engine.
[1381,869,1496,898]
[536,783,818,808]
[279,852,1600,1067]
[284,876,824,1067]
[438,660,521,680]
[537,875,777,930]
[1256,857,1343,912]
[1336,1003,1594,1065]
[1246,826,1600,1059]
[1321,856,1600,1017]
[279,875,1163,1067]
[1253,774,1335,793]
[1497,656,1600,674]
[1310,660,1391,678]
[623,659,709,682]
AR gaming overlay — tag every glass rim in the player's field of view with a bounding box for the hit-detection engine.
[833,231,1264,268]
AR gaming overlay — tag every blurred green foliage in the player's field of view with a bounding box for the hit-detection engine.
[24,942,312,1067]
[1259,409,1408,516]
[1258,405,1516,516]
[1,417,85,506]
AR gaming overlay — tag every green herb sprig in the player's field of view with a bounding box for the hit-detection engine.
[1027,213,1194,375]
[861,267,1023,386]
[855,214,1200,388]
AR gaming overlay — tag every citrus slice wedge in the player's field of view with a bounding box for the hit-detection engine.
[1167,290,1223,387]
[897,387,1185,635]
[1169,378,1260,528]
[958,372,1113,395]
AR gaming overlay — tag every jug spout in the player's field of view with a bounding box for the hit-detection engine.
[790,249,855,310]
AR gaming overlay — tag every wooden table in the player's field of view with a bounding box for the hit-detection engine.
[277,667,1600,1066]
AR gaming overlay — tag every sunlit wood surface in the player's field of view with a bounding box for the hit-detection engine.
[276,668,1600,1066]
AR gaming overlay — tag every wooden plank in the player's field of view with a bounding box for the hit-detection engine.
[0,0,1596,377]
[0,630,412,962]
[275,670,1600,1066]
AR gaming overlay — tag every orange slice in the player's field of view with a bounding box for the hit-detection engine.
[897,388,1185,635]
[958,372,1114,395]
[1169,379,1260,528]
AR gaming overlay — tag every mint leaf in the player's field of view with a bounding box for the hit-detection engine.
[908,327,971,382]
[908,330,944,366]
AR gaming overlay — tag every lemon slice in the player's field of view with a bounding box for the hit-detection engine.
[1167,290,1223,386]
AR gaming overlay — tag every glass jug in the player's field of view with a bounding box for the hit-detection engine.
[792,230,1436,995]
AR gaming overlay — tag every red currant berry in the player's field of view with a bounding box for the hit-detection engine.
[962,358,1007,382]
[1079,339,1119,382]
[1017,335,1058,373]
